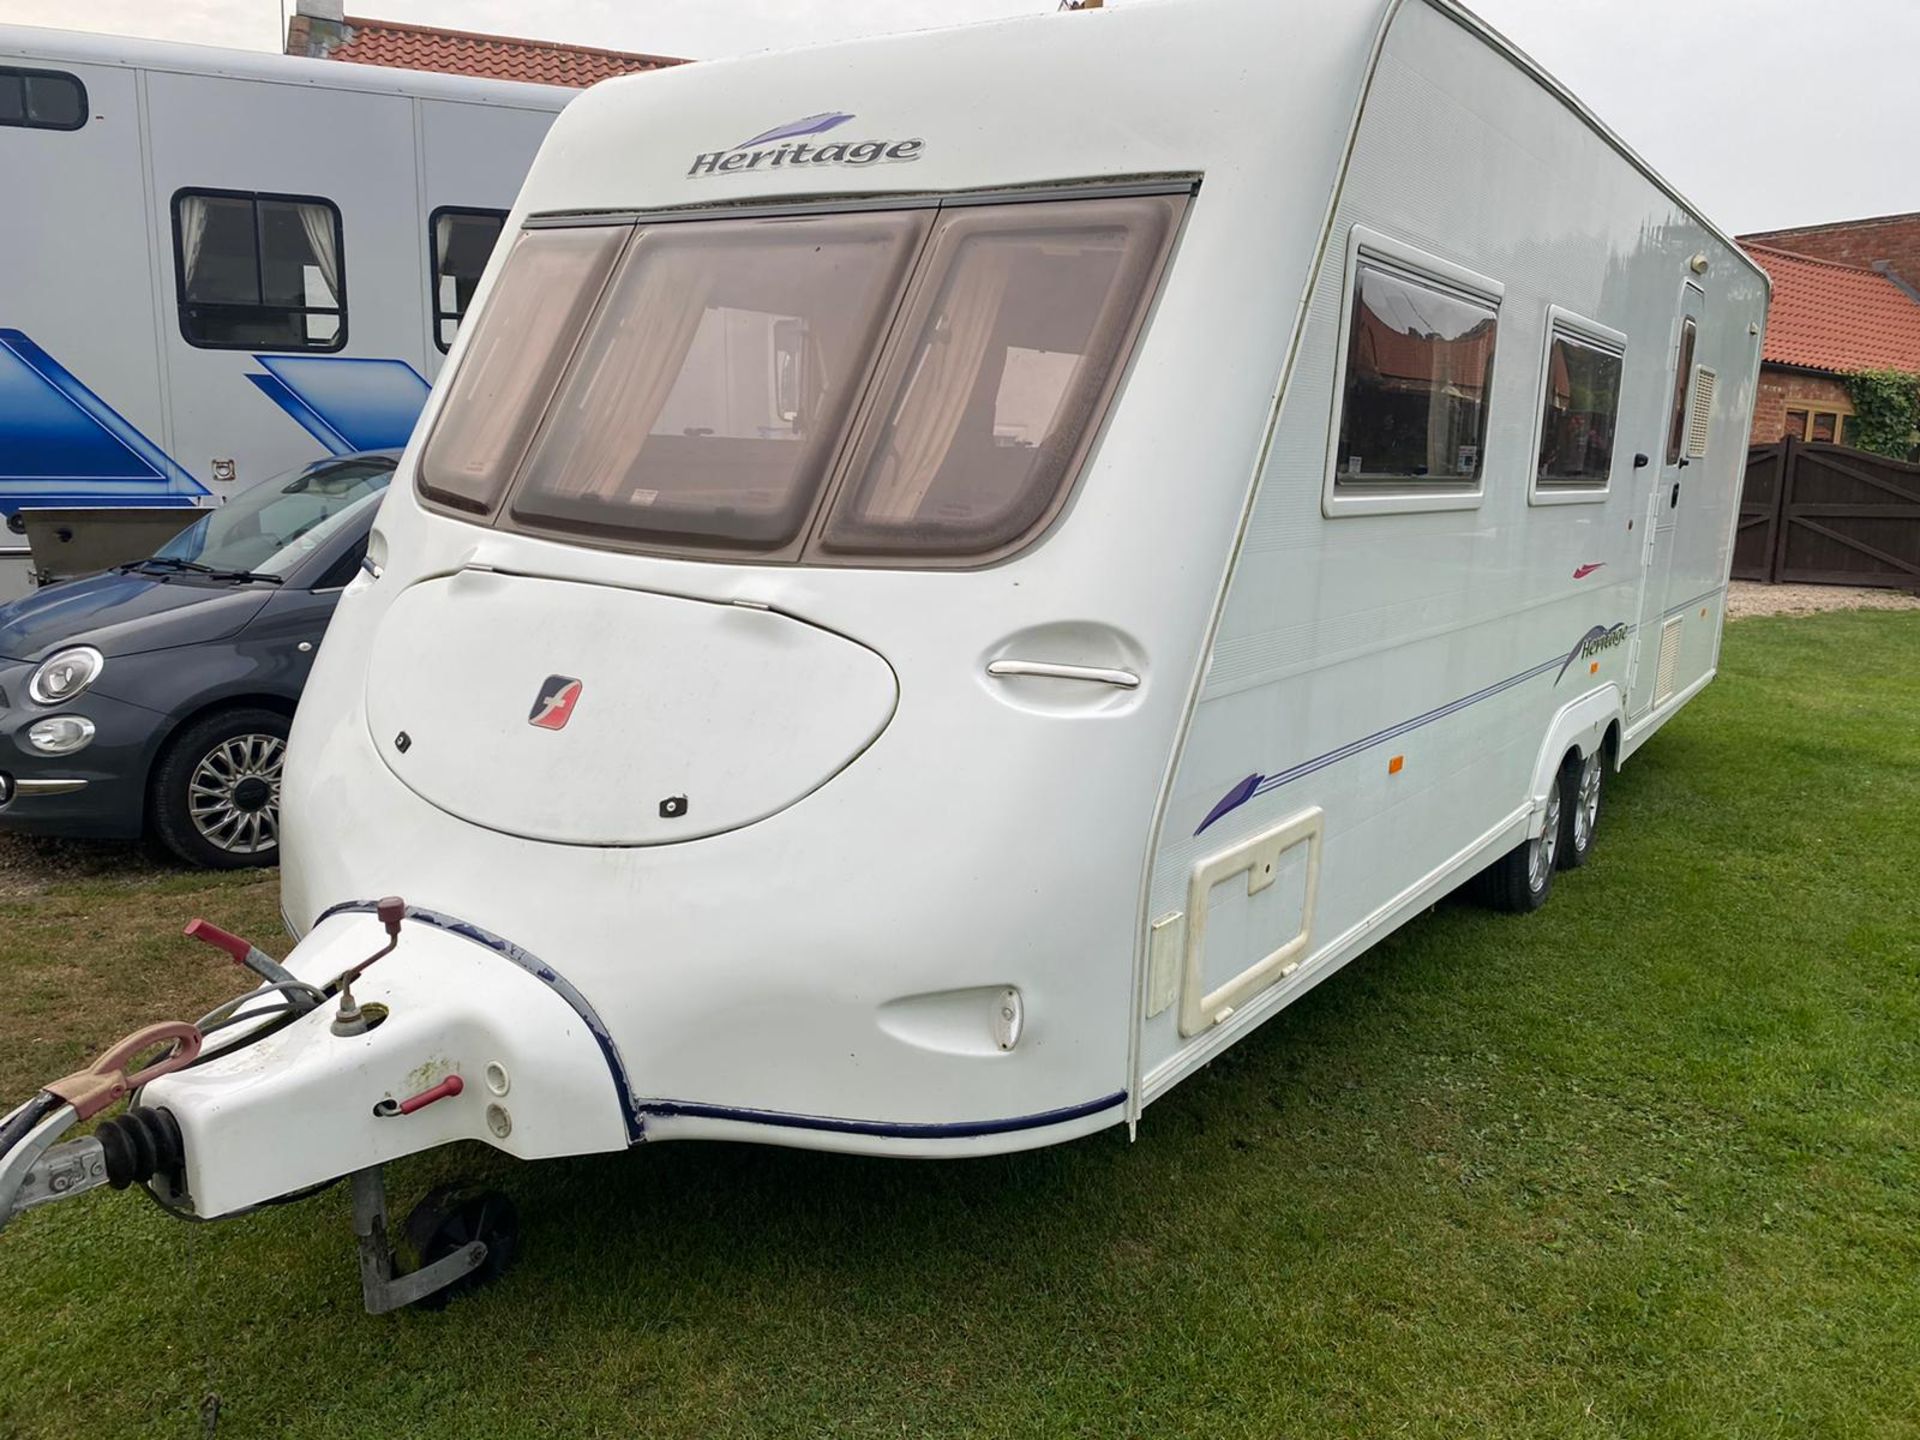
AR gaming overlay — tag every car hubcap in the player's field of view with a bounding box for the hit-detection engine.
[189,733,285,854]
[1574,753,1602,851]
[1529,785,1561,891]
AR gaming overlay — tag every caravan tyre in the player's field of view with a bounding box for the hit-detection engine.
[149,707,290,870]
[1473,769,1565,914]
[1557,748,1604,869]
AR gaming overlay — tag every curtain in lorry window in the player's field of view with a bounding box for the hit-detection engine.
[295,202,341,306]
[177,195,211,292]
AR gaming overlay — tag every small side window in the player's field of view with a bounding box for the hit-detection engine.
[0,67,88,132]
[1532,309,1625,503]
[430,208,508,352]
[173,189,346,352]
[1664,316,1697,466]
[1326,230,1501,517]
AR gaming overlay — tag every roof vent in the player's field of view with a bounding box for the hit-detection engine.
[1686,368,1716,458]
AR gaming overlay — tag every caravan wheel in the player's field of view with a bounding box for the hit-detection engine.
[1557,749,1604,869]
[1472,769,1565,914]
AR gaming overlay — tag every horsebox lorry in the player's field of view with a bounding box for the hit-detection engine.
[0,24,572,600]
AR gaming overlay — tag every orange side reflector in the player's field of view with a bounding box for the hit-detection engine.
[1590,661,1600,674]
[1388,755,1404,775]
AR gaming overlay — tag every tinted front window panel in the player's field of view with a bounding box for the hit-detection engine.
[818,195,1179,558]
[1335,263,1497,485]
[0,68,86,131]
[1537,332,1624,487]
[418,226,627,516]
[432,209,508,351]
[509,212,928,552]
[175,190,344,350]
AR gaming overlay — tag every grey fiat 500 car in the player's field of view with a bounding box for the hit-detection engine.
[0,451,396,868]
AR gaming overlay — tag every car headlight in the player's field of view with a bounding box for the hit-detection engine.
[28,646,104,705]
[27,715,95,755]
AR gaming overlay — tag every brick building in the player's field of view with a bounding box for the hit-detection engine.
[1737,212,1920,445]
[285,0,684,86]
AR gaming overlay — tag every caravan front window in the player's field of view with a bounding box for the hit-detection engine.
[818,196,1179,559]
[419,187,1186,565]
[1334,262,1497,486]
[417,226,627,516]
[507,213,928,553]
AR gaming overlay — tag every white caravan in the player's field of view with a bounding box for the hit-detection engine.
[0,26,572,599]
[2,0,1767,1309]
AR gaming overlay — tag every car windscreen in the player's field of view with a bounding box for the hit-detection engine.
[155,458,395,578]
[416,191,1185,566]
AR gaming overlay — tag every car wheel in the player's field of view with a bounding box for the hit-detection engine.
[1557,747,1604,870]
[1472,762,1566,914]
[150,707,290,870]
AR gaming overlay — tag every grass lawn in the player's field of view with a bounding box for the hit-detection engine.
[2,609,1917,1438]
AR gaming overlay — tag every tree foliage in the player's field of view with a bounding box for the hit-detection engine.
[1842,369,1920,460]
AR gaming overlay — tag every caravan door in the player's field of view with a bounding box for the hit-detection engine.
[1628,282,1704,718]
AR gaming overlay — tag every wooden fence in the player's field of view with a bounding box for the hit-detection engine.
[1734,438,1920,588]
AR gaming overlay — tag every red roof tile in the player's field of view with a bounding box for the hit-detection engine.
[1744,243,1920,375]
[324,16,684,88]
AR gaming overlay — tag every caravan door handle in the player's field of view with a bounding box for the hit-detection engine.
[986,659,1141,689]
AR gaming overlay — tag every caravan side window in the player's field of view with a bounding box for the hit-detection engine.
[430,208,508,352]
[172,189,346,352]
[0,67,87,131]
[1325,231,1501,517]
[1531,309,1625,503]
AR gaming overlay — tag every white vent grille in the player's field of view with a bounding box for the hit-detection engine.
[1686,368,1716,458]
[1655,617,1683,704]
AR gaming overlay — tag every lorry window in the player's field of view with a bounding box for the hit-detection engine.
[817,194,1181,559]
[1334,262,1497,488]
[173,190,346,352]
[418,226,627,516]
[508,212,929,553]
[1664,316,1697,465]
[1535,324,1624,490]
[431,208,508,352]
[0,67,87,131]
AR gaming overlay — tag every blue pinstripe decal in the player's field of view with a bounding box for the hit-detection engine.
[315,900,1127,1147]
[1196,585,1727,836]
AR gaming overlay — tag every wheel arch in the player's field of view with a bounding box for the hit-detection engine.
[1527,683,1624,826]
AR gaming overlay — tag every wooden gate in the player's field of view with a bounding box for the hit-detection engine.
[1736,438,1920,588]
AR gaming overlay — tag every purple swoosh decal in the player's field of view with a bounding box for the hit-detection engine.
[738,112,855,148]
[1197,773,1266,835]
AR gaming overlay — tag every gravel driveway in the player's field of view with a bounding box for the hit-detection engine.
[1727,580,1920,619]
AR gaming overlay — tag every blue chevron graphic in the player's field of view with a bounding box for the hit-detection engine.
[0,330,205,517]
[247,355,431,455]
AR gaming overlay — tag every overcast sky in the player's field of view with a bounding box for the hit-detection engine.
[3,0,1911,234]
